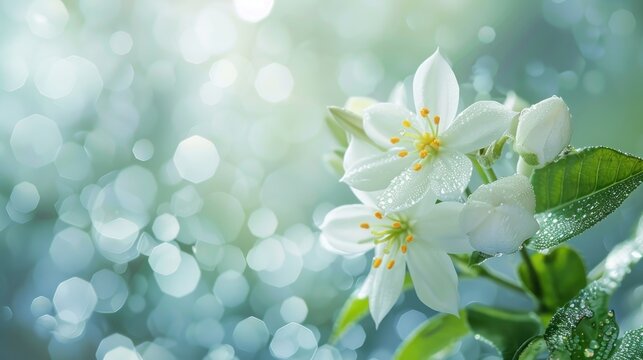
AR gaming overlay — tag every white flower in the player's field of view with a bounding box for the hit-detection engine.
[319,197,472,326]
[460,174,539,255]
[341,49,518,212]
[514,96,571,168]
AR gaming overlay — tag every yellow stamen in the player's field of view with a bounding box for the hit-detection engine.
[360,222,370,229]
[373,258,382,268]
[406,234,414,243]
[402,119,412,128]
[419,150,428,158]
[398,150,409,158]
[374,211,383,219]
[392,222,401,229]
[401,244,408,253]
[387,260,396,269]
[419,107,430,118]
[413,163,422,171]
[430,138,441,150]
[433,115,440,125]
[390,136,400,144]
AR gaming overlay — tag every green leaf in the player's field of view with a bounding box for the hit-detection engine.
[544,280,619,360]
[323,150,345,177]
[528,146,643,250]
[513,336,548,360]
[469,251,493,266]
[325,115,349,148]
[466,304,542,360]
[394,311,469,360]
[328,293,368,344]
[517,246,586,312]
[329,274,413,344]
[610,328,643,360]
[544,217,643,359]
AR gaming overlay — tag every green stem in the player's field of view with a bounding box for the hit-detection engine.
[451,255,524,294]
[470,156,490,184]
[486,166,498,182]
[477,266,525,294]
[520,247,542,298]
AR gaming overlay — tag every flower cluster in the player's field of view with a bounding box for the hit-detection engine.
[321,49,572,325]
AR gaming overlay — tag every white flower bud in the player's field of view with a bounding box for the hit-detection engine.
[514,96,571,167]
[344,97,377,115]
[460,175,539,254]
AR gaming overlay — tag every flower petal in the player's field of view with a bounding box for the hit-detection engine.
[376,166,433,213]
[350,188,381,209]
[413,202,473,254]
[426,151,472,201]
[341,149,414,192]
[440,101,517,154]
[363,103,416,149]
[467,174,536,211]
[413,49,459,127]
[369,248,406,327]
[406,243,459,315]
[357,271,374,299]
[462,203,539,254]
[319,205,376,255]
[388,77,415,110]
[343,136,381,171]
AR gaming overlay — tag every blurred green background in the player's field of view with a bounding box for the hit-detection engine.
[0,0,641,359]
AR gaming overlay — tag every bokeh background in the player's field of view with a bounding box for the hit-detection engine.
[0,0,642,359]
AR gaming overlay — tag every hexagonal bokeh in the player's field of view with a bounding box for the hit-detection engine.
[52,277,97,324]
[270,322,318,359]
[232,316,269,353]
[173,135,220,183]
[96,334,136,360]
[49,227,94,273]
[10,114,63,167]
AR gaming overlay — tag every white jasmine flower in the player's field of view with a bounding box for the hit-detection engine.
[341,49,517,212]
[460,174,539,254]
[320,197,471,326]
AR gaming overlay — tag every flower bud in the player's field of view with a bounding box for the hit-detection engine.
[460,175,539,254]
[514,96,571,168]
[345,97,377,115]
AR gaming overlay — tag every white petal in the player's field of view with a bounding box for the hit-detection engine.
[350,188,381,209]
[388,82,409,108]
[440,101,517,154]
[413,49,459,127]
[369,249,406,327]
[363,103,416,149]
[342,149,414,192]
[406,243,459,315]
[426,151,473,201]
[462,203,538,254]
[343,136,381,171]
[467,174,535,211]
[388,77,415,110]
[376,166,433,213]
[319,205,376,255]
[400,191,438,218]
[357,272,374,299]
[413,202,473,254]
